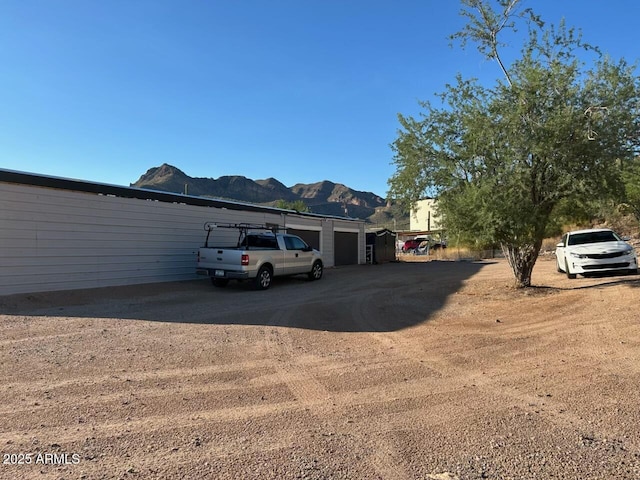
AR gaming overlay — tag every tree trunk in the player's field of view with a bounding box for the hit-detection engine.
[501,240,543,288]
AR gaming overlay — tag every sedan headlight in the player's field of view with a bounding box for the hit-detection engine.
[570,252,587,259]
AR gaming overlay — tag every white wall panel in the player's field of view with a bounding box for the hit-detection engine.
[1,183,274,294]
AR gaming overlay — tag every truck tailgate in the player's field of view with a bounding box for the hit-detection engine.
[197,247,248,277]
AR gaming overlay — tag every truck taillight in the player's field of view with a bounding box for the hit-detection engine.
[241,254,249,266]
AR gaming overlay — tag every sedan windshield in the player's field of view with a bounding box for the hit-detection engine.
[568,231,619,246]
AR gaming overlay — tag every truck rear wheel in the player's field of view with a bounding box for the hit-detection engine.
[253,266,272,290]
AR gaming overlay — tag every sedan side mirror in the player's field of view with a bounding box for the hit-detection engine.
[556,242,564,248]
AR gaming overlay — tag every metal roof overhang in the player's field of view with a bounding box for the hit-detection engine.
[0,168,362,222]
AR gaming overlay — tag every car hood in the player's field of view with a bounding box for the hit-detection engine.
[568,241,633,254]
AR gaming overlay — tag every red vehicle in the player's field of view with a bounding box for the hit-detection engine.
[402,238,426,253]
[401,235,446,254]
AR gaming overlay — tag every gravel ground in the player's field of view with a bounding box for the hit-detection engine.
[1,257,639,480]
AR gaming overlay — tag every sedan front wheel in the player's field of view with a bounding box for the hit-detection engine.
[565,259,577,279]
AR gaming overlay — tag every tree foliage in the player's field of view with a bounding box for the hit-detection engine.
[621,156,640,222]
[275,199,311,212]
[388,0,640,287]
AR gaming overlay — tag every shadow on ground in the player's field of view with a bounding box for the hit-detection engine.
[533,270,640,291]
[0,261,491,332]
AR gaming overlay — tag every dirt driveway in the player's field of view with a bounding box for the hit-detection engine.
[1,258,639,480]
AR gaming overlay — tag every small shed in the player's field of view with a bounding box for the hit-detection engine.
[366,229,397,264]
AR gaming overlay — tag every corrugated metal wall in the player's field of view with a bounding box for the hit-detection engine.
[0,180,364,295]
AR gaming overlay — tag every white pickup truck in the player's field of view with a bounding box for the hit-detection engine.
[196,223,324,290]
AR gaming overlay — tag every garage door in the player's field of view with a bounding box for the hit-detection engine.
[334,231,359,266]
[287,229,320,251]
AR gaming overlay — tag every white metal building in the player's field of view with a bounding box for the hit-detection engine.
[410,198,441,232]
[0,169,366,295]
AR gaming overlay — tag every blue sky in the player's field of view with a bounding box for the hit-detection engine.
[1,1,638,197]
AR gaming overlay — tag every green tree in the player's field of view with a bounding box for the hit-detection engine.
[388,0,640,287]
[622,156,640,222]
[275,199,311,212]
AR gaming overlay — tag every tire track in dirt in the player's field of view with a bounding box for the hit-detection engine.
[0,379,294,427]
[254,289,468,480]
[0,358,277,392]
[0,398,305,445]
[368,434,413,480]
[261,308,332,404]
[4,260,640,479]
[348,290,450,479]
[0,369,479,448]
[0,328,108,346]
[349,283,640,467]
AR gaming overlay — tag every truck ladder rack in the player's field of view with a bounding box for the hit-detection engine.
[203,222,283,248]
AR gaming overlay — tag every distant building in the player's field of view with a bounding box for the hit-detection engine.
[410,198,441,232]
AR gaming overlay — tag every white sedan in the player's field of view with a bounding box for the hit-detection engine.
[555,228,638,279]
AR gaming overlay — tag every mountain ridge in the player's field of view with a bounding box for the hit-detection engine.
[131,164,397,222]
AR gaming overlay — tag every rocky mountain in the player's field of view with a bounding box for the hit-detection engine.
[131,164,402,224]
